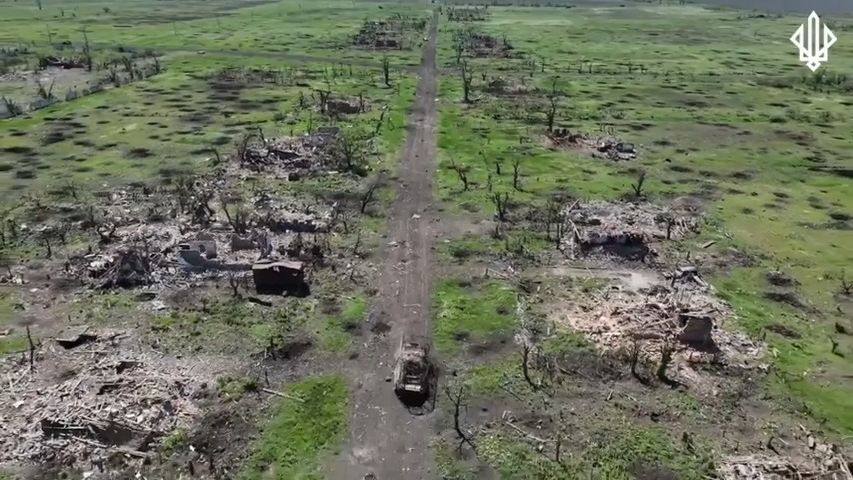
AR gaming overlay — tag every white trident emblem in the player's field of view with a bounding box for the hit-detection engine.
[791,11,837,72]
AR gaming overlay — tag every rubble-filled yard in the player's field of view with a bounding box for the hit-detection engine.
[0,330,234,469]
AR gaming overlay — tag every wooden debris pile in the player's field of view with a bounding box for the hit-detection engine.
[235,128,339,173]
[719,426,852,480]
[92,248,155,289]
[0,330,222,470]
[352,15,427,50]
[719,454,852,480]
[562,283,762,372]
[548,129,637,160]
[561,200,701,261]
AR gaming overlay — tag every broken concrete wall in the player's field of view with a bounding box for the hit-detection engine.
[252,260,307,295]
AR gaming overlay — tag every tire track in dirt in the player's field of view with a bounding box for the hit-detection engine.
[326,11,439,480]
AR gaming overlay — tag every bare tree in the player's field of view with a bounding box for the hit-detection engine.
[35,78,55,100]
[227,272,242,299]
[373,106,388,137]
[359,180,379,214]
[381,56,391,87]
[448,157,470,191]
[1,97,23,117]
[837,270,852,296]
[461,60,473,103]
[520,341,540,391]
[511,157,521,191]
[220,196,251,234]
[314,89,331,114]
[82,29,93,72]
[491,192,509,221]
[445,382,476,452]
[545,77,560,133]
[631,170,647,198]
[26,325,36,372]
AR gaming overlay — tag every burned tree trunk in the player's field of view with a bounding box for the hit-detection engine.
[445,383,476,452]
[382,56,391,87]
[511,158,521,191]
[461,60,473,103]
[491,192,509,221]
[449,157,470,191]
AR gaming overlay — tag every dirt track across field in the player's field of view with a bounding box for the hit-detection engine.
[326,11,439,480]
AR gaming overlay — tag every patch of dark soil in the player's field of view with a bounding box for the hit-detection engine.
[730,170,753,180]
[555,350,624,381]
[127,148,153,159]
[14,169,36,179]
[828,211,851,222]
[630,462,680,480]
[668,164,693,173]
[766,270,799,287]
[262,338,313,361]
[3,146,34,155]
[41,130,68,145]
[765,323,801,339]
[763,290,810,310]
[808,166,853,179]
[467,333,511,356]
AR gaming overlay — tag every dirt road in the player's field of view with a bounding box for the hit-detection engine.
[326,11,439,480]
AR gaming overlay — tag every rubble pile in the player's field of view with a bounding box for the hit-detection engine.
[561,281,762,372]
[719,427,853,480]
[352,16,427,50]
[484,76,533,96]
[463,32,513,58]
[562,200,702,261]
[235,127,339,174]
[720,453,852,480]
[62,188,330,294]
[548,129,637,161]
[0,330,226,469]
[326,98,368,115]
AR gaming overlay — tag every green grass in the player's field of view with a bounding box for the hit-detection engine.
[240,375,347,480]
[433,278,516,355]
[312,294,367,353]
[217,375,260,399]
[474,422,714,480]
[147,296,301,353]
[161,427,189,453]
[716,268,853,433]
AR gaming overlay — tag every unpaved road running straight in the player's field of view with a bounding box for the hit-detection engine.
[327,11,439,480]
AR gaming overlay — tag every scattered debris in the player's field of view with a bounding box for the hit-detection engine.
[548,129,638,160]
[562,200,701,261]
[55,328,97,349]
[0,330,228,470]
[719,431,852,480]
